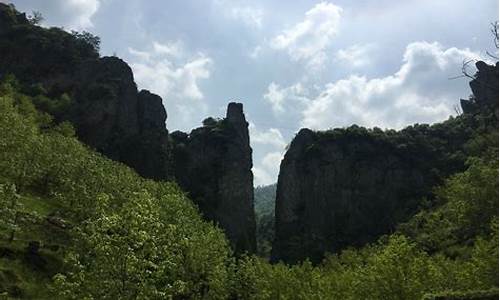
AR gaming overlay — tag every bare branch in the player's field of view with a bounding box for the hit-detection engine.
[449,59,476,80]
[491,21,499,49]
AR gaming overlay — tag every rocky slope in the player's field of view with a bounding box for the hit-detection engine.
[272,61,499,264]
[171,103,256,254]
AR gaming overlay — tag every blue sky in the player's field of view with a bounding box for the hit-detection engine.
[7,0,499,185]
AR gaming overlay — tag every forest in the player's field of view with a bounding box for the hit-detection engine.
[0,3,498,299]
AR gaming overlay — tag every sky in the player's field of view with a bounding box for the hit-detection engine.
[6,0,499,186]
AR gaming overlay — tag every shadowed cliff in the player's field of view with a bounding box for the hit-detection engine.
[272,61,498,264]
[171,103,257,254]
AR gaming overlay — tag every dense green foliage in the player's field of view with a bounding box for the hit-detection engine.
[399,156,498,257]
[0,80,233,299]
[254,184,276,258]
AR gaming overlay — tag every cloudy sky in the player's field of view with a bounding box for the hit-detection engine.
[7,0,498,186]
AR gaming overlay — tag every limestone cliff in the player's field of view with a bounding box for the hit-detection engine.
[171,103,257,254]
[272,61,499,264]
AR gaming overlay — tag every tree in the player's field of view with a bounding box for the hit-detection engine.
[0,184,23,242]
[71,30,101,53]
[28,10,44,25]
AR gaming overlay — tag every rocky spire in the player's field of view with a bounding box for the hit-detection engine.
[171,103,256,254]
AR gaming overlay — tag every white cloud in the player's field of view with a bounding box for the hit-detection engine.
[253,166,274,187]
[152,41,183,58]
[263,82,308,114]
[11,0,100,30]
[249,124,287,186]
[263,82,286,113]
[270,2,342,70]
[249,123,287,148]
[229,6,263,28]
[253,151,284,186]
[213,0,264,29]
[262,151,283,173]
[303,42,482,129]
[129,41,213,131]
[265,41,481,130]
[335,44,375,68]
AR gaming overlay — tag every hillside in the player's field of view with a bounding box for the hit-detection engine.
[0,78,233,298]
[254,184,276,257]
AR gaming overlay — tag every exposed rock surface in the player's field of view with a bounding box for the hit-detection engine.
[171,103,256,254]
[272,61,499,264]
[460,61,499,116]
[0,3,170,179]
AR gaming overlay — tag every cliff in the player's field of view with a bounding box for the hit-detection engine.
[272,61,499,264]
[0,4,257,254]
[0,3,170,179]
[171,103,257,254]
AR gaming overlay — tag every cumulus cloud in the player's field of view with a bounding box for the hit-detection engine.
[129,41,213,131]
[263,82,308,114]
[253,150,284,186]
[270,2,342,70]
[335,44,375,68]
[10,0,100,30]
[249,123,286,186]
[265,41,482,130]
[249,123,287,148]
[253,166,275,187]
[262,152,283,173]
[304,42,482,129]
[213,0,264,29]
[229,6,263,28]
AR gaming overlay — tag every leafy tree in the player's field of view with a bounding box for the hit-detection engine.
[27,10,44,25]
[71,30,101,53]
[0,184,22,242]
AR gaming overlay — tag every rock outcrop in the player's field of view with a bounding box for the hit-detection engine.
[171,103,256,254]
[72,57,171,179]
[460,61,499,116]
[0,3,171,180]
[272,61,499,264]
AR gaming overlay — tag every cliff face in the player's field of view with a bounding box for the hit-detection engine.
[272,61,499,264]
[72,57,171,179]
[0,3,170,180]
[171,103,256,254]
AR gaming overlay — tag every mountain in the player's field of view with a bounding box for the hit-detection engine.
[272,61,499,264]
